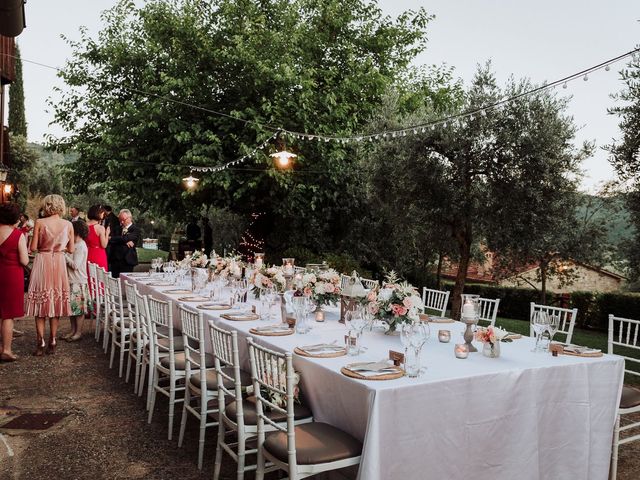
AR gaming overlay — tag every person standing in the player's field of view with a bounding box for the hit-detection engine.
[69,206,81,222]
[0,203,29,362]
[109,209,140,278]
[102,205,121,271]
[64,220,90,341]
[25,194,75,356]
[86,205,109,271]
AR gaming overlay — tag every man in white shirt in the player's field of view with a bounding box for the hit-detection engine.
[109,209,140,277]
[69,206,81,222]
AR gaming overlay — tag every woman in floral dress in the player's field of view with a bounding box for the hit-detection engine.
[64,220,90,341]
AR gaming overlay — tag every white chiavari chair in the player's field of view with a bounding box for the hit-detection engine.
[106,277,133,377]
[361,278,378,289]
[87,262,101,341]
[249,339,360,480]
[422,288,450,317]
[459,295,501,326]
[608,314,640,479]
[529,302,577,344]
[132,292,152,401]
[94,266,108,344]
[212,326,306,479]
[340,274,350,291]
[124,281,140,385]
[176,305,218,469]
[147,296,187,440]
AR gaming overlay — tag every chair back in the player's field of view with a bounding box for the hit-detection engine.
[340,274,350,290]
[105,276,126,321]
[148,296,176,366]
[361,278,378,290]
[248,338,297,468]
[210,324,244,424]
[135,291,152,347]
[96,267,108,307]
[179,304,206,378]
[124,281,139,326]
[608,314,640,378]
[460,296,500,326]
[529,302,577,344]
[422,287,450,317]
[88,262,98,303]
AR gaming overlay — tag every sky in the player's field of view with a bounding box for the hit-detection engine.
[14,0,640,192]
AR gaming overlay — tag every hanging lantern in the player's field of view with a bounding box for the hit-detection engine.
[271,150,297,169]
[182,175,199,189]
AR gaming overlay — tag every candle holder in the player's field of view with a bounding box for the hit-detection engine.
[461,295,480,352]
[282,257,295,289]
[254,252,264,269]
[438,329,451,343]
[454,343,469,359]
[314,307,325,322]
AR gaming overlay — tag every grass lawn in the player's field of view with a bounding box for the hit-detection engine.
[137,248,169,263]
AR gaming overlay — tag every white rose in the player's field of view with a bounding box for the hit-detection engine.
[378,289,393,302]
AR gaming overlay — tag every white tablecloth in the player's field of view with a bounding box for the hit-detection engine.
[124,274,624,480]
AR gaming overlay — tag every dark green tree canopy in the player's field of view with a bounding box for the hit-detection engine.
[8,44,27,137]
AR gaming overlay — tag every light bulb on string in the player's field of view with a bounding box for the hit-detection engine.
[270,149,297,169]
[605,64,611,71]
[182,175,199,190]
[562,82,568,89]
[583,74,588,81]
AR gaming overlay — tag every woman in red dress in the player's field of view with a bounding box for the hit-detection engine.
[86,204,109,271]
[0,203,30,361]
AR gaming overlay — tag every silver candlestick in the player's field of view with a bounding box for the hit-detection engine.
[462,316,478,352]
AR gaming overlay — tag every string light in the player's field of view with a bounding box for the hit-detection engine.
[182,175,199,189]
[271,149,297,168]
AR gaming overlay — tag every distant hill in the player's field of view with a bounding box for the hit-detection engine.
[27,142,78,165]
[577,193,635,247]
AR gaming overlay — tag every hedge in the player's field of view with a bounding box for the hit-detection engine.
[440,282,640,332]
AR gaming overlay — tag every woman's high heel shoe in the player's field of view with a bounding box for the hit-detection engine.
[33,338,46,357]
[46,339,57,355]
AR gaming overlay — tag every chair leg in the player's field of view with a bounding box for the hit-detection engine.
[109,332,116,369]
[125,348,134,383]
[118,337,127,378]
[145,359,155,410]
[256,431,265,480]
[197,401,207,470]
[147,370,158,424]
[610,414,621,480]
[178,386,191,447]
[213,417,225,480]
[138,358,147,398]
[237,428,246,480]
[168,377,176,440]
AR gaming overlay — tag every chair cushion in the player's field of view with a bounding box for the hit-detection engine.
[224,396,312,425]
[189,368,252,391]
[620,386,640,409]
[263,422,362,465]
[160,352,215,370]
[157,335,185,351]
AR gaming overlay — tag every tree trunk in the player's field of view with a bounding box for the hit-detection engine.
[451,231,471,320]
[436,250,443,290]
[540,260,548,305]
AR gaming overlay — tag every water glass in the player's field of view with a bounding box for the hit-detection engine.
[531,311,550,352]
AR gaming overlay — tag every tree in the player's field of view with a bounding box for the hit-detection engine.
[364,64,588,316]
[607,52,640,281]
[8,44,27,137]
[49,0,436,255]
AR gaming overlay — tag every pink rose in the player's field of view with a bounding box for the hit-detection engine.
[368,302,379,315]
[403,297,413,308]
[324,283,335,294]
[367,290,377,302]
[303,286,312,297]
[391,304,408,316]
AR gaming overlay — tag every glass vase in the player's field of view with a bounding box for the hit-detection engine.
[482,341,501,358]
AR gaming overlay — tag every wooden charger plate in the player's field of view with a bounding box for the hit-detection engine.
[162,289,193,295]
[222,313,260,322]
[249,327,294,336]
[419,314,455,324]
[177,296,210,302]
[197,303,231,310]
[294,346,346,358]
[560,349,603,358]
[340,364,405,381]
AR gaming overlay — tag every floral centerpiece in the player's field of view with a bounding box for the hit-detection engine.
[368,271,424,332]
[186,250,209,268]
[209,254,243,278]
[251,265,287,296]
[474,325,512,358]
[298,268,342,307]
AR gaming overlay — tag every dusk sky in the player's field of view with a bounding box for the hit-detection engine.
[15,0,640,191]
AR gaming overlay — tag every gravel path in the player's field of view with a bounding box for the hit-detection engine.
[1,319,638,479]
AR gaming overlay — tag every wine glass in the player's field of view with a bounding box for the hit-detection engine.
[401,321,429,377]
[346,307,367,354]
[531,311,550,352]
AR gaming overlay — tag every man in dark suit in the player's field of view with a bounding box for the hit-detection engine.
[109,209,140,278]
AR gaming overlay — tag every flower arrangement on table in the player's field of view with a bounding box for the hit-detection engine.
[369,271,424,332]
[298,268,342,307]
[250,265,287,297]
[474,325,512,345]
[184,250,209,268]
[209,254,243,278]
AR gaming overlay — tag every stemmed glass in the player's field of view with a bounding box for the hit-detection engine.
[531,311,550,352]
[163,261,176,283]
[401,321,430,377]
[345,307,367,355]
[235,278,249,309]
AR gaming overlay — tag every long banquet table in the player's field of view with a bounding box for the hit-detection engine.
[124,273,624,480]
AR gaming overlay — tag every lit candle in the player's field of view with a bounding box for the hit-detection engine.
[462,300,475,319]
[282,258,295,275]
[315,310,325,322]
[438,330,451,343]
[454,343,469,359]
[255,253,264,269]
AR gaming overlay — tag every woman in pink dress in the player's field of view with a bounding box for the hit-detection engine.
[25,194,75,356]
[0,203,29,362]
[86,204,109,271]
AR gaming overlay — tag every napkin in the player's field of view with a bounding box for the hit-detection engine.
[345,361,397,373]
[177,296,210,302]
[253,325,291,333]
[562,344,601,355]
[299,343,344,354]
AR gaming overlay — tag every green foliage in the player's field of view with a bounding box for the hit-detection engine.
[137,247,169,263]
[203,206,247,254]
[8,45,27,137]
[49,0,436,259]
